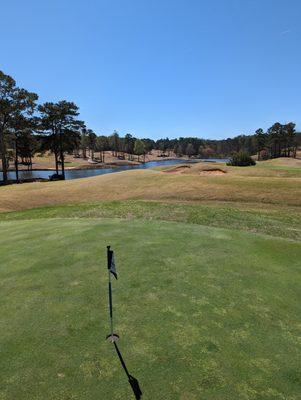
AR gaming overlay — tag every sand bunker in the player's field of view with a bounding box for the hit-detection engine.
[199,169,226,176]
[165,166,227,175]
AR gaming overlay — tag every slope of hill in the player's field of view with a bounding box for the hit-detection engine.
[0,160,300,212]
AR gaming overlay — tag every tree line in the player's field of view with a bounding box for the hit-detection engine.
[157,125,299,160]
[0,71,85,183]
[1,70,300,184]
[91,124,299,161]
[0,71,155,184]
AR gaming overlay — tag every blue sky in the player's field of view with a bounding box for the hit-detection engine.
[1,0,300,139]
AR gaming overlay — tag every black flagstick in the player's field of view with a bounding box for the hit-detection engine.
[106,246,119,343]
[106,246,142,400]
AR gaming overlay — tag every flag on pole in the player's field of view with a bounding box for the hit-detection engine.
[105,246,142,398]
[106,246,119,343]
[107,246,117,279]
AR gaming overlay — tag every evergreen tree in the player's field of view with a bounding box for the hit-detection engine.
[0,71,38,183]
[38,101,83,179]
[134,139,145,162]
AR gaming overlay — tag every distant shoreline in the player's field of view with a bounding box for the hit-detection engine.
[0,157,230,173]
[1,157,230,173]
[0,157,175,172]
[1,157,197,173]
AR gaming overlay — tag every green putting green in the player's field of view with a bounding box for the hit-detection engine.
[0,217,300,399]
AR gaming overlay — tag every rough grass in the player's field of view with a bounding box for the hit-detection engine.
[258,157,301,168]
[0,159,300,212]
[159,158,301,177]
[1,218,300,400]
[0,200,300,240]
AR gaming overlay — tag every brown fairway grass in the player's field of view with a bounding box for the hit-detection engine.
[0,160,300,212]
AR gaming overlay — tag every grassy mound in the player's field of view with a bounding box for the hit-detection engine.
[258,157,301,169]
[0,217,300,399]
[0,200,300,240]
[0,159,300,212]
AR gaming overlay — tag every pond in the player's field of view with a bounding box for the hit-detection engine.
[2,158,229,181]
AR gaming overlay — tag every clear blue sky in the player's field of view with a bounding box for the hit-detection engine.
[1,0,300,139]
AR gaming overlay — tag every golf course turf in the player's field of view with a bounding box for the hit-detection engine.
[1,215,300,399]
[1,158,300,399]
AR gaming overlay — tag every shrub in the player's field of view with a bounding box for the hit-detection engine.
[227,151,256,167]
[49,173,64,181]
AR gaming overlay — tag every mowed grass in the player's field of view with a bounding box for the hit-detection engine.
[0,217,300,400]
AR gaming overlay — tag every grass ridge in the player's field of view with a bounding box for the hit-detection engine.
[0,200,300,240]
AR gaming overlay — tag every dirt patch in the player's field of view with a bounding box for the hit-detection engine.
[199,169,226,176]
[165,165,191,174]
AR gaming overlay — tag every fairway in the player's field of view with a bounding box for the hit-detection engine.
[1,217,300,400]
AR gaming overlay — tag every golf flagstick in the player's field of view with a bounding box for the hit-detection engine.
[106,246,119,343]
[106,246,142,399]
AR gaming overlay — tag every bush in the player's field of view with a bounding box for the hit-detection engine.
[49,173,64,181]
[227,152,256,167]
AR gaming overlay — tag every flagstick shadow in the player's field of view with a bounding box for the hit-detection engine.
[113,342,142,400]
